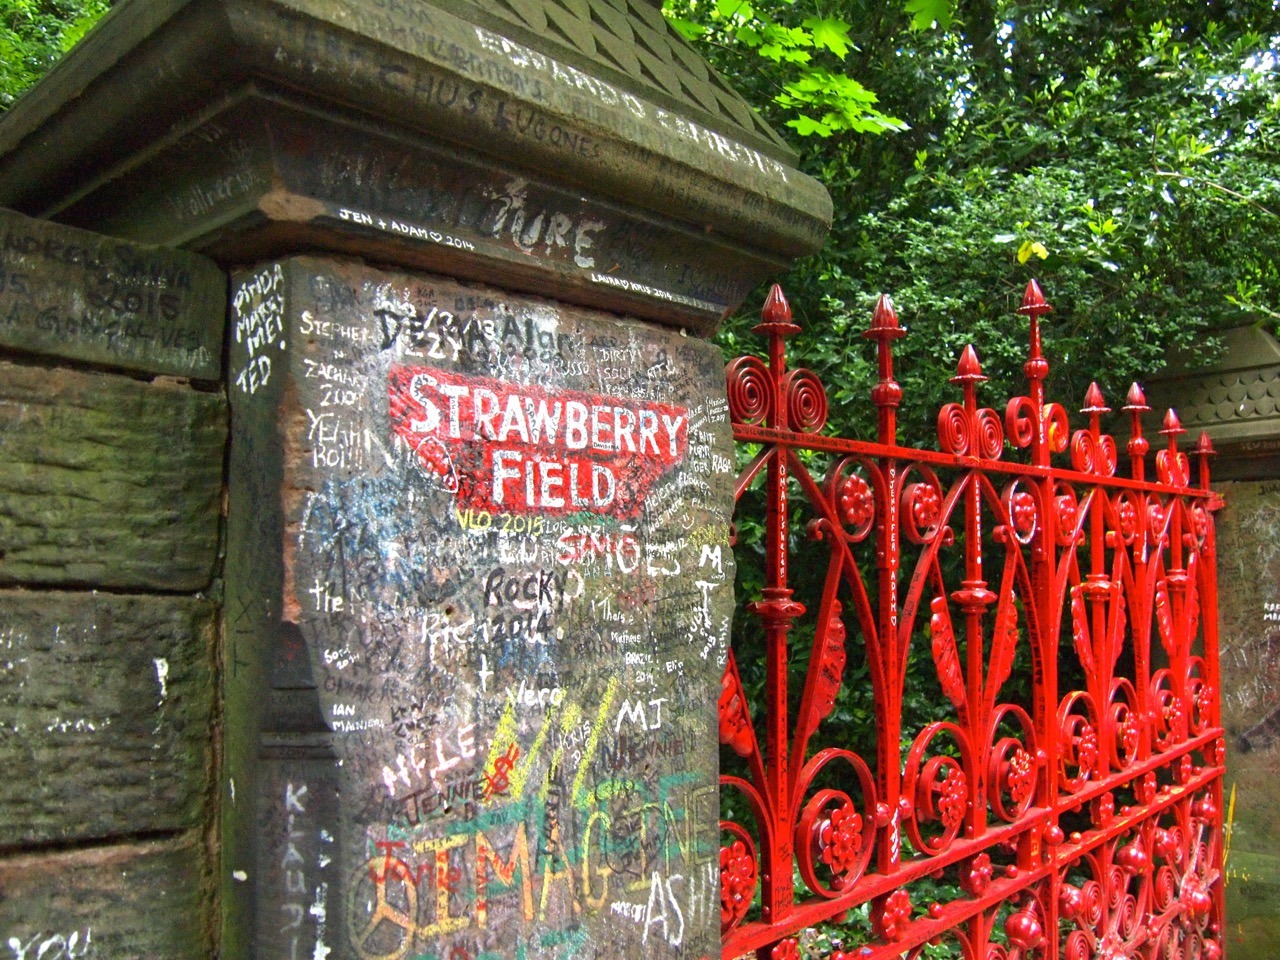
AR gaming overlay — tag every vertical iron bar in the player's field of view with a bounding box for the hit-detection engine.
[867,295,905,876]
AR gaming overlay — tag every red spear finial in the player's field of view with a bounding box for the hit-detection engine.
[953,344,987,384]
[868,293,902,334]
[761,283,791,325]
[1124,383,1150,480]
[1082,382,1109,415]
[1017,279,1053,318]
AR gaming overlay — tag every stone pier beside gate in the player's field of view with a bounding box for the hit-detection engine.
[1150,329,1280,959]
[224,257,738,959]
[0,1,830,957]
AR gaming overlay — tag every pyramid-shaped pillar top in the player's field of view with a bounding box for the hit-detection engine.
[0,0,832,333]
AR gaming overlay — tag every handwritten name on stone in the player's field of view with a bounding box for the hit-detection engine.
[0,208,222,378]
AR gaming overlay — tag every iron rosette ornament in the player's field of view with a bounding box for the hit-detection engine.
[1146,792,1223,960]
[1059,833,1152,960]
[907,887,1051,960]
[794,766,879,898]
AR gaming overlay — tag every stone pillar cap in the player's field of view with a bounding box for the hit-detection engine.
[1145,323,1280,478]
[0,0,832,331]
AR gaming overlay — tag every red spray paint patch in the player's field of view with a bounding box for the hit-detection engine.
[388,366,687,519]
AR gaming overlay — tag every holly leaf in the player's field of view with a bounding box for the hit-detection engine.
[904,0,955,32]
[1155,580,1173,650]
[987,576,1020,709]
[1071,588,1096,679]
[803,17,854,58]
[930,596,967,716]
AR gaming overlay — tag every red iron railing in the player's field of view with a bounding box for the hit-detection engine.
[719,283,1225,960]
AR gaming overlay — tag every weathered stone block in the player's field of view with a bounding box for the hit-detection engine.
[224,257,734,960]
[0,362,226,589]
[0,207,224,379]
[0,835,208,960]
[0,590,216,846]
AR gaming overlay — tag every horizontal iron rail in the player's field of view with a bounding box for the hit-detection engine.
[732,423,1217,499]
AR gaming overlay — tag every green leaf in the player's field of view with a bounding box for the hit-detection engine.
[762,24,812,46]
[715,0,754,22]
[778,47,814,64]
[787,114,834,137]
[802,17,854,58]
[904,0,955,32]
[667,17,707,41]
[58,11,104,52]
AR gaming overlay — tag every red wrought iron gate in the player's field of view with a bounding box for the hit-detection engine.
[718,283,1225,960]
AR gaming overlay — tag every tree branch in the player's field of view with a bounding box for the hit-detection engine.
[1152,170,1280,222]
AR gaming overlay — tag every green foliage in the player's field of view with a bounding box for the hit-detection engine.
[903,0,954,33]
[663,0,917,137]
[701,2,1280,445]
[0,0,109,108]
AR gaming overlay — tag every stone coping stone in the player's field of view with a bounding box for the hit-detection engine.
[49,91,780,335]
[1146,326,1280,472]
[0,207,224,378]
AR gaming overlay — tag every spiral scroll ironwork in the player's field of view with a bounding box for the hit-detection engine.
[727,355,773,426]
[786,368,829,433]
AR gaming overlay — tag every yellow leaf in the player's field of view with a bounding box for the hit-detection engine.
[1017,240,1049,263]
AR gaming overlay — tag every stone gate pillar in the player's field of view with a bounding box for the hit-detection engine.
[0,2,830,957]
[1149,326,1280,959]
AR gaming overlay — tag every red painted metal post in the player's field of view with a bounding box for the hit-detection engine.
[866,295,904,882]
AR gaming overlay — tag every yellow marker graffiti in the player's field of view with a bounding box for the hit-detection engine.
[481,677,618,806]
[572,677,619,807]
[510,706,557,800]
[482,693,520,788]
[1224,781,1237,885]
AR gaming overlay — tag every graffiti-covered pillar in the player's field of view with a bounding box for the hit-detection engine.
[0,1,829,957]
[227,257,739,959]
[1149,326,1280,958]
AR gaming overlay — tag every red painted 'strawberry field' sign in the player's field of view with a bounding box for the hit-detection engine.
[388,366,687,518]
